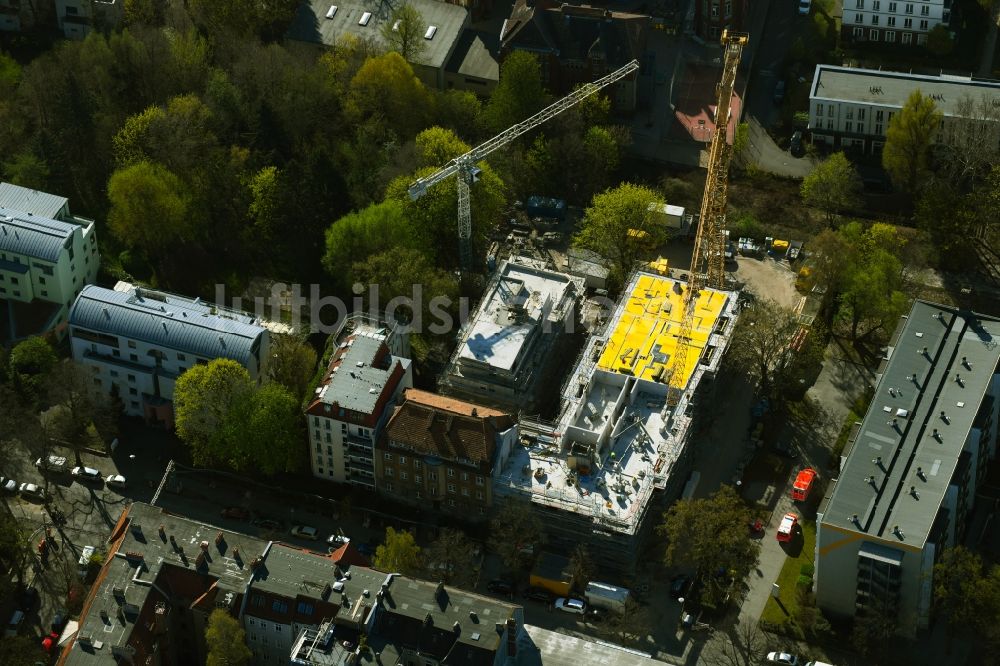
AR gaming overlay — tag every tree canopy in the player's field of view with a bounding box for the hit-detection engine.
[483,51,546,133]
[205,609,252,666]
[373,526,422,575]
[882,90,941,193]
[657,485,759,605]
[489,499,544,570]
[725,298,802,394]
[800,151,862,225]
[422,528,478,587]
[380,5,427,64]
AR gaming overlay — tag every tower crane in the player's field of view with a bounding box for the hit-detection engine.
[408,59,640,273]
[667,30,748,406]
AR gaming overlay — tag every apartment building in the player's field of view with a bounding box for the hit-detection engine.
[840,0,949,47]
[58,502,525,666]
[815,300,1000,636]
[0,182,99,339]
[808,64,1000,155]
[376,388,517,520]
[68,282,269,428]
[694,0,748,42]
[440,258,583,413]
[55,0,121,39]
[304,316,412,489]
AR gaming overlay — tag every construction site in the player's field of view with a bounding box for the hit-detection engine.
[493,268,740,571]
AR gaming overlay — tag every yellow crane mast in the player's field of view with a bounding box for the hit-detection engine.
[667,30,748,406]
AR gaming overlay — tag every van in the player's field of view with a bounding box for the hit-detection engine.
[5,610,24,637]
[78,545,96,579]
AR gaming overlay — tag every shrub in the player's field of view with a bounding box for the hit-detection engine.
[799,563,815,578]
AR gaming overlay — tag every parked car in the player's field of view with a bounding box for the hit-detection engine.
[0,476,17,493]
[105,474,127,489]
[773,80,786,105]
[789,131,805,157]
[290,525,319,540]
[19,483,47,502]
[777,513,799,543]
[798,0,811,14]
[767,652,800,666]
[554,598,587,615]
[585,607,608,623]
[251,518,283,531]
[51,610,68,634]
[326,534,350,546]
[524,587,554,603]
[670,574,693,599]
[487,580,513,595]
[6,610,25,637]
[71,466,102,482]
[220,507,251,520]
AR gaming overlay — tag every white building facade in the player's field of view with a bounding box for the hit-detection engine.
[55,0,122,39]
[0,182,99,338]
[68,282,269,428]
[840,0,950,47]
[808,64,1000,155]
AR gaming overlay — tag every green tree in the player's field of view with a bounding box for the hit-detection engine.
[243,165,282,244]
[933,546,989,642]
[323,201,413,293]
[657,485,759,605]
[574,183,665,291]
[205,609,252,666]
[422,528,477,587]
[3,151,50,191]
[9,336,57,402]
[568,544,596,591]
[267,335,318,400]
[380,4,427,64]
[346,52,435,140]
[188,0,300,40]
[484,51,546,133]
[882,90,941,193]
[107,161,194,264]
[174,360,254,465]
[725,298,801,395]
[836,223,909,342]
[123,0,164,26]
[0,510,29,597]
[489,498,544,571]
[44,360,118,464]
[800,152,862,225]
[223,383,305,474]
[353,247,459,329]
[925,24,953,57]
[373,526,422,575]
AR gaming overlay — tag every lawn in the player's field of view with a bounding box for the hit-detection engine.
[761,519,817,628]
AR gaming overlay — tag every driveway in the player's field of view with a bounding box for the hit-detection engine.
[744,117,817,178]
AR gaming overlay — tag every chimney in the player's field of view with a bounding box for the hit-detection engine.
[506,617,517,656]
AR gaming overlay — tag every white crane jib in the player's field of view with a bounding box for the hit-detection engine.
[407,59,640,272]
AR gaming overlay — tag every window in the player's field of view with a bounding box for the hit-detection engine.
[327,445,333,454]
[461,472,468,481]
[325,433,331,443]
[887,16,895,25]
[855,0,863,7]
[131,400,139,409]
[415,475,422,483]
[416,490,423,499]
[855,12,863,22]
[857,122,865,133]
[113,349,120,357]
[129,354,137,362]
[429,472,438,481]
[875,109,884,122]
[399,456,407,465]
[401,471,408,480]
[9,277,17,285]
[919,18,927,29]
[905,3,913,12]
[37,276,45,285]
[325,420,331,430]
[110,370,119,377]
[316,455,322,465]
[917,33,927,45]
[871,14,879,24]
[846,121,853,132]
[889,1,896,10]
[129,388,138,396]
[249,618,255,626]
[724,0,732,16]
[476,490,484,500]
[128,374,136,382]
[327,457,332,467]
[816,104,824,117]
[827,119,834,129]
[904,17,912,26]
[461,488,469,496]
[271,600,287,613]
[711,1,719,17]
[448,499,456,507]
[128,341,136,349]
[447,483,456,494]
[888,112,894,123]
[475,476,484,486]
[873,0,880,8]
[876,123,883,133]
[177,353,186,361]
[447,468,455,478]
[93,377,101,386]
[384,481,394,491]
[253,595,264,607]
[297,601,314,615]
[414,460,422,469]
[920,5,928,15]
[315,442,321,452]
[902,31,912,42]
[845,108,853,120]
[384,453,393,460]
[385,468,394,477]
[858,109,866,121]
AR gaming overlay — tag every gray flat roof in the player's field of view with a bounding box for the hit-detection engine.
[289,0,468,70]
[0,182,67,219]
[0,206,79,263]
[811,64,1000,116]
[824,300,1000,547]
[69,283,267,367]
[517,624,668,666]
[317,335,404,414]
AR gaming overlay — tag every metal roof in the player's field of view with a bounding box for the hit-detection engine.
[0,206,78,263]
[810,64,1000,117]
[823,300,1000,548]
[289,0,469,70]
[0,182,68,219]
[69,284,267,366]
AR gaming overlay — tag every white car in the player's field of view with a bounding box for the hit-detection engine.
[798,0,811,14]
[19,483,47,502]
[766,652,799,666]
[71,466,102,481]
[553,598,587,614]
[106,474,127,489]
[326,534,349,546]
[290,525,319,540]
[0,476,17,493]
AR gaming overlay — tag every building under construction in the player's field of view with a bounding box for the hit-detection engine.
[493,269,740,572]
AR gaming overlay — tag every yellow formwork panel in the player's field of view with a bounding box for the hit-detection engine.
[597,273,727,387]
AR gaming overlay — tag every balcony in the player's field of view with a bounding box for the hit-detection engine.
[346,434,373,448]
[349,477,375,489]
[347,456,373,469]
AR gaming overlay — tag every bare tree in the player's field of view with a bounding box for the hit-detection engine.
[422,528,477,588]
[44,360,118,464]
[705,618,769,666]
[606,596,654,646]
[379,4,427,64]
[724,298,801,395]
[936,94,1000,188]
